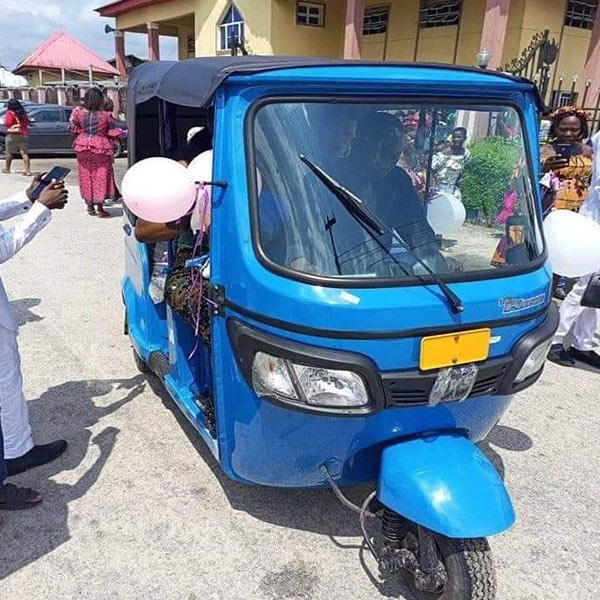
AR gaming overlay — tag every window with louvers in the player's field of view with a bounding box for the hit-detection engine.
[564,0,597,29]
[419,0,461,28]
[363,5,390,35]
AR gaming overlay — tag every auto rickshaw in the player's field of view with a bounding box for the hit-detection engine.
[122,57,557,600]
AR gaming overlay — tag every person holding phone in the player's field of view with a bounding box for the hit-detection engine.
[2,99,31,176]
[541,107,594,298]
[541,106,593,212]
[0,174,69,476]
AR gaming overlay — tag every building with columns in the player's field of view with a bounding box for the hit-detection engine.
[97,0,600,105]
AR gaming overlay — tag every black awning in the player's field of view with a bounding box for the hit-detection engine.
[127,56,344,110]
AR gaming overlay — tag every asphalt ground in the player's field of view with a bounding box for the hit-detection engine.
[0,159,599,599]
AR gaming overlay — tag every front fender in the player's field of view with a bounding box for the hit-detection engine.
[377,433,515,538]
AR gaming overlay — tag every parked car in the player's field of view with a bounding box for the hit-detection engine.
[0,103,126,156]
[0,99,36,112]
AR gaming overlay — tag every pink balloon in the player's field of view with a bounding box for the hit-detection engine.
[122,157,197,223]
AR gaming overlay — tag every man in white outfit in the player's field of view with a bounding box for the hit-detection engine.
[548,131,600,368]
[0,175,69,477]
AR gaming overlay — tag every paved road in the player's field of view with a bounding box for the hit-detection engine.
[0,166,599,599]
[3,155,128,187]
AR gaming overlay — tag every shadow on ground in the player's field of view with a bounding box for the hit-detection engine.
[0,375,145,581]
[9,298,43,327]
[478,424,533,480]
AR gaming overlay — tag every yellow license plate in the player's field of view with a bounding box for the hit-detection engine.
[420,328,491,371]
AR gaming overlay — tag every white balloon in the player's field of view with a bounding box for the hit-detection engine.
[543,209,600,277]
[427,192,466,235]
[187,150,213,185]
[122,157,197,223]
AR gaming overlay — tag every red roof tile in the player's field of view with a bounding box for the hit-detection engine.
[14,31,120,76]
[96,0,170,18]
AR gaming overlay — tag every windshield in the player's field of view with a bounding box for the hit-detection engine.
[252,101,543,282]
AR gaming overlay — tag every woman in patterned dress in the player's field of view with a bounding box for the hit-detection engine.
[541,106,593,212]
[69,88,125,218]
[541,107,594,297]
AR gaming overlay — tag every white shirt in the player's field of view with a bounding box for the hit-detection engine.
[580,132,600,225]
[0,191,51,331]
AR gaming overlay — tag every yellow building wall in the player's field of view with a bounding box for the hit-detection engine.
[24,70,99,87]
[270,0,345,57]
[554,26,591,97]
[362,0,420,62]
[111,0,594,100]
[416,26,459,63]
[454,0,485,66]
[177,26,196,59]
[501,0,526,66]
[115,0,197,30]
[193,0,273,56]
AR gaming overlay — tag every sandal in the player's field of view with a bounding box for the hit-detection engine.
[1,169,10,174]
[87,207,96,216]
[0,483,42,510]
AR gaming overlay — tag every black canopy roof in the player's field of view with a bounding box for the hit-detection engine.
[127,55,538,110]
[126,56,542,163]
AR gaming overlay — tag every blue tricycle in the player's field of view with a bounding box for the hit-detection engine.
[123,57,557,599]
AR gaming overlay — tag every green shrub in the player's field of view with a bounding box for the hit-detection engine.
[460,136,520,221]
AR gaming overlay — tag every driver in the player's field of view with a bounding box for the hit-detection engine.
[349,112,439,258]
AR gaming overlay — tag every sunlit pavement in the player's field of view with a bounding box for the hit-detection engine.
[0,166,598,600]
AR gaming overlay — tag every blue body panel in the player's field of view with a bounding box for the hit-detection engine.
[123,65,549,496]
[378,434,515,538]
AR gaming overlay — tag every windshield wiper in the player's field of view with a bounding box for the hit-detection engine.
[299,154,464,314]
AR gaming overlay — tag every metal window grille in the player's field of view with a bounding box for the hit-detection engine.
[187,34,195,58]
[419,0,461,28]
[219,5,245,51]
[552,90,579,107]
[564,0,597,29]
[363,5,390,35]
[296,2,325,27]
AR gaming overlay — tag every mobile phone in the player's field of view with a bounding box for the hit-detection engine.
[29,166,70,201]
[555,142,575,160]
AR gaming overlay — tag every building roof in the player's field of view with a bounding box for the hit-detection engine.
[0,67,28,87]
[14,31,120,76]
[96,0,171,18]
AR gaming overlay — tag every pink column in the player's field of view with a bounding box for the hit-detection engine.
[37,88,46,103]
[583,14,600,106]
[479,0,512,70]
[343,0,364,59]
[115,30,127,80]
[147,22,160,61]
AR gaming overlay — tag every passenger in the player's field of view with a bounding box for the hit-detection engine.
[134,127,212,347]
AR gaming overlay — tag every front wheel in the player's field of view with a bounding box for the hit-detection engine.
[132,348,150,374]
[407,534,495,600]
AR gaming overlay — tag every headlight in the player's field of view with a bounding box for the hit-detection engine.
[251,351,369,408]
[514,338,553,384]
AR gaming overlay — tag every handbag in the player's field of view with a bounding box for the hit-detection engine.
[581,273,600,308]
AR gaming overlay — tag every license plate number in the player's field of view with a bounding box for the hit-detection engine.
[420,328,491,371]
